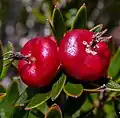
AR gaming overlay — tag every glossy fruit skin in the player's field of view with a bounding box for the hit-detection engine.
[59,29,111,81]
[18,36,59,87]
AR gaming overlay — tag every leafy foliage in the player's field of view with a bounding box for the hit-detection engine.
[71,4,87,29]
[0,2,120,118]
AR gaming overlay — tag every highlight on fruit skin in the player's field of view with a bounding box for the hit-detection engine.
[59,29,111,81]
[17,36,60,88]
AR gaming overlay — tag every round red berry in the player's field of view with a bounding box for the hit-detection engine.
[18,36,59,87]
[59,29,111,81]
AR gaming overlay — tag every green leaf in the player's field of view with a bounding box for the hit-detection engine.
[25,91,51,110]
[71,4,87,29]
[90,24,103,33]
[64,93,86,116]
[87,93,99,104]
[63,82,83,98]
[13,106,27,118]
[108,48,120,79]
[0,84,6,93]
[0,40,3,76]
[51,74,66,101]
[106,80,120,91]
[0,80,19,117]
[52,6,66,43]
[95,108,106,118]
[104,101,117,118]
[0,41,14,79]
[15,87,40,106]
[45,104,62,118]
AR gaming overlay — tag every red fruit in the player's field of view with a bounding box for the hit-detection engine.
[59,29,111,81]
[18,36,59,87]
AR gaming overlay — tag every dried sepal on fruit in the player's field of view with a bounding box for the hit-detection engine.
[59,29,111,81]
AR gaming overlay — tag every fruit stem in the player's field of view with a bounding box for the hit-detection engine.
[90,29,112,48]
[3,52,33,66]
[83,84,106,93]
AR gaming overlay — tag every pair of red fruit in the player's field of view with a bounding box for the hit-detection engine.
[17,29,111,88]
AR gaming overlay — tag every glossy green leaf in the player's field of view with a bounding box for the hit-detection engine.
[0,80,19,117]
[108,48,120,79]
[63,82,83,98]
[37,103,48,114]
[51,74,66,101]
[0,41,14,79]
[45,104,62,118]
[104,101,117,118]
[32,9,46,24]
[27,103,48,118]
[0,40,3,76]
[90,24,103,33]
[106,80,120,91]
[15,87,40,106]
[25,91,51,110]
[52,6,66,42]
[71,4,87,29]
